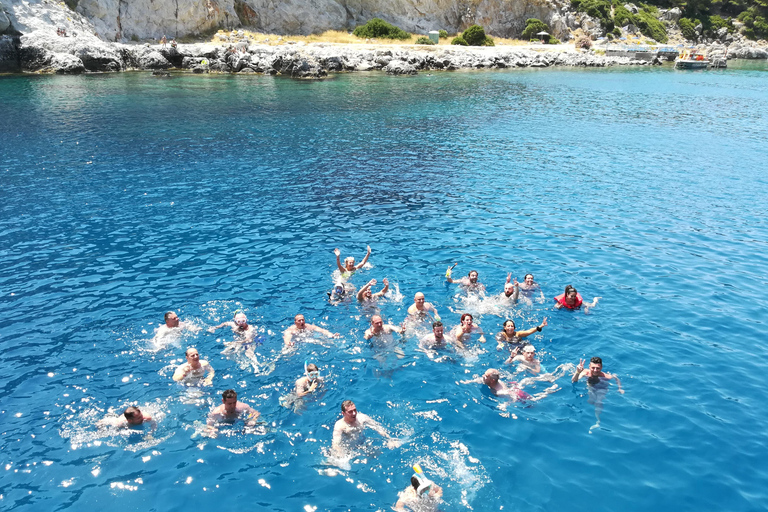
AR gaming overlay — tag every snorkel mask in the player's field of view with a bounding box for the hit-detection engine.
[304,361,319,382]
[412,464,433,496]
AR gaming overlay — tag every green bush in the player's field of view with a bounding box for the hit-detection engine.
[737,8,768,39]
[353,18,410,40]
[635,8,668,42]
[607,32,614,40]
[462,25,487,46]
[612,26,622,36]
[548,36,561,44]
[571,0,612,28]
[438,30,449,38]
[679,17,698,40]
[484,36,495,46]
[415,36,436,45]
[451,36,468,45]
[521,18,549,40]
[613,5,636,27]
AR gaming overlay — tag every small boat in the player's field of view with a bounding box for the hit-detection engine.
[675,48,710,69]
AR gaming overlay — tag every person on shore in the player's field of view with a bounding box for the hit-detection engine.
[394,465,444,511]
[283,314,339,347]
[451,313,485,349]
[98,406,155,429]
[572,357,624,430]
[170,38,177,49]
[406,292,441,321]
[508,344,542,374]
[357,278,389,302]
[160,35,167,47]
[445,266,486,295]
[206,389,260,435]
[554,285,600,311]
[331,400,400,455]
[172,348,214,385]
[295,363,324,398]
[420,321,448,350]
[499,273,520,303]
[496,318,547,354]
[519,273,543,300]
[364,315,404,342]
[334,246,371,278]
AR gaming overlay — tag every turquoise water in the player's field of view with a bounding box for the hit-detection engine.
[1,61,768,511]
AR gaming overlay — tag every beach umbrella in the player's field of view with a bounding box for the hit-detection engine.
[536,31,549,36]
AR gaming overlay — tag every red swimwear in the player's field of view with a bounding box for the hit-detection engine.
[554,292,582,309]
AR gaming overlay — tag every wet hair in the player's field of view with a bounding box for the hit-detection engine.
[306,363,318,372]
[123,406,140,420]
[411,476,421,490]
[460,313,473,323]
[164,311,176,322]
[590,357,602,366]
[524,274,534,281]
[222,389,237,400]
[341,399,355,412]
[185,347,198,357]
[564,285,577,295]
[432,321,443,328]
[503,320,515,329]
[468,270,478,276]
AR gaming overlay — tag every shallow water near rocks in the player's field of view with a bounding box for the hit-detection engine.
[1,62,768,511]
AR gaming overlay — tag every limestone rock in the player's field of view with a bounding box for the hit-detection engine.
[1,4,12,34]
[134,49,172,69]
[662,7,682,23]
[0,34,19,72]
[385,59,417,75]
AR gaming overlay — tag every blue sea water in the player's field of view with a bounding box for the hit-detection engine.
[1,61,768,511]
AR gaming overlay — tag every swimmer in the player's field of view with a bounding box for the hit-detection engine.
[508,344,542,374]
[331,400,400,455]
[554,285,600,312]
[446,267,486,294]
[519,273,543,299]
[152,311,187,340]
[406,292,441,321]
[357,278,389,302]
[419,321,448,350]
[172,348,214,385]
[295,363,324,398]
[329,281,355,304]
[394,465,444,512]
[98,406,155,429]
[500,273,520,303]
[283,314,340,347]
[334,245,371,276]
[363,315,404,341]
[572,357,624,429]
[496,317,547,353]
[461,369,556,402]
[451,313,485,350]
[209,311,257,340]
[206,389,260,436]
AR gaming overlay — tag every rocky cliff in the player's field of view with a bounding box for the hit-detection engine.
[1,0,571,42]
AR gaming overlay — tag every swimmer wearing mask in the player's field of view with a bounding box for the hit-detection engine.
[394,464,443,511]
[295,362,324,398]
[209,311,257,340]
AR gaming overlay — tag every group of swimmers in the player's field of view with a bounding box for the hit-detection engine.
[99,245,624,510]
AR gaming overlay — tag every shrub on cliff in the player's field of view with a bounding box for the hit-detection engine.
[484,36,495,46]
[439,30,449,38]
[462,25,487,46]
[613,5,636,28]
[679,17,698,40]
[415,36,436,45]
[353,18,410,40]
[451,36,468,45]
[521,19,549,40]
[738,8,768,39]
[635,8,668,42]
[571,0,612,30]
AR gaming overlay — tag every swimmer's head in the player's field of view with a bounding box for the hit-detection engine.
[504,282,515,296]
[234,312,248,327]
[294,314,306,328]
[460,313,473,326]
[483,368,500,385]
[341,400,357,422]
[414,292,425,305]
[468,270,479,283]
[306,363,319,381]
[123,406,144,425]
[588,357,603,375]
[523,345,536,358]
[333,283,345,296]
[411,475,433,496]
[185,348,200,362]
[524,274,535,285]
[222,389,238,413]
[164,311,179,327]
[432,321,443,337]
[344,257,355,270]
[503,320,516,333]
[370,315,384,332]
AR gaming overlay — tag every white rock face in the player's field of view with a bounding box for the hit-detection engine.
[1,3,12,34]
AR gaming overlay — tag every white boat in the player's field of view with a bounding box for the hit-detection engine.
[675,48,710,69]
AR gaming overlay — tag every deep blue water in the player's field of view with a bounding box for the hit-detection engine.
[1,61,768,511]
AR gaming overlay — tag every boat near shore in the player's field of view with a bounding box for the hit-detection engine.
[675,47,727,69]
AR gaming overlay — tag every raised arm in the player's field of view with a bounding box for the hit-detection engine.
[372,278,389,299]
[334,248,345,273]
[355,245,371,270]
[516,317,547,339]
[357,279,376,301]
[572,359,585,383]
[445,263,458,283]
